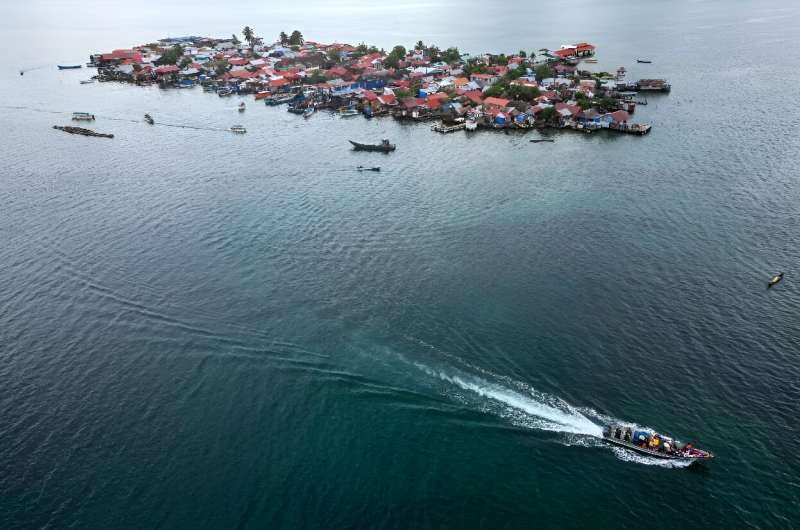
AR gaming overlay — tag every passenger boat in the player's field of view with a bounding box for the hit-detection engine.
[349,139,396,152]
[602,424,714,462]
[768,272,784,288]
[144,113,154,125]
[265,94,295,106]
[339,107,360,117]
[72,112,96,121]
[58,65,82,70]
[230,125,247,134]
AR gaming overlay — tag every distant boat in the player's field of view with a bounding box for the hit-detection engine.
[72,112,95,121]
[530,138,555,143]
[239,102,246,112]
[230,125,247,134]
[144,113,154,125]
[58,65,82,70]
[768,272,784,289]
[80,79,95,85]
[265,93,295,106]
[357,166,381,172]
[349,139,396,152]
[637,59,652,64]
[583,58,598,63]
[303,105,315,119]
[465,119,478,131]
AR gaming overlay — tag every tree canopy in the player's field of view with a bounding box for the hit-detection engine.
[155,45,183,65]
[289,30,304,46]
[279,32,289,45]
[243,26,255,48]
[534,64,554,81]
[384,45,407,68]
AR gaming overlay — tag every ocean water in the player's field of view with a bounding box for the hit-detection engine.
[1,1,799,528]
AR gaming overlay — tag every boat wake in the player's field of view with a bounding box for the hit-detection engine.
[409,360,692,468]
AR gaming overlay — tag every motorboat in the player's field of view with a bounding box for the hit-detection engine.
[637,59,653,64]
[602,424,714,462]
[230,125,247,134]
[239,102,246,112]
[357,166,381,172]
[265,94,295,106]
[80,79,95,84]
[72,112,96,121]
[303,105,316,119]
[465,120,478,131]
[339,107,360,117]
[58,65,82,70]
[349,139,396,152]
[144,113,154,125]
[768,272,784,288]
[217,87,234,97]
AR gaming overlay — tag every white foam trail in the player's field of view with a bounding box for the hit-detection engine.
[414,362,604,437]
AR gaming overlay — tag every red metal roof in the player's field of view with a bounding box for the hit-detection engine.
[610,110,630,123]
[484,96,511,108]
[154,65,179,75]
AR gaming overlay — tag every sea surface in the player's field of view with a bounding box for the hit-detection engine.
[1,1,799,528]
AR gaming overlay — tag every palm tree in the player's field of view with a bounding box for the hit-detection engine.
[415,40,425,51]
[280,31,289,45]
[243,26,255,48]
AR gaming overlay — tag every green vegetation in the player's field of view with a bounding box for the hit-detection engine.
[441,47,461,63]
[507,84,540,102]
[519,50,526,58]
[242,26,255,48]
[155,45,183,65]
[179,56,193,69]
[327,47,342,63]
[231,34,240,46]
[289,30,304,46]
[539,106,556,123]
[534,64,553,81]
[384,45,407,68]
[575,91,592,109]
[212,59,229,77]
[280,32,289,45]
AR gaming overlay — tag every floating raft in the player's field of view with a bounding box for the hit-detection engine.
[53,125,114,138]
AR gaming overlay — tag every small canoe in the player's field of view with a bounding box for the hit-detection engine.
[768,272,784,288]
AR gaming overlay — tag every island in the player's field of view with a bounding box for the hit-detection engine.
[87,29,669,135]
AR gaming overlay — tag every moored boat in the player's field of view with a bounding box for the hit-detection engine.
[58,65,82,70]
[303,105,316,119]
[602,424,714,462]
[72,112,95,121]
[339,106,360,117]
[349,139,396,152]
[265,94,295,106]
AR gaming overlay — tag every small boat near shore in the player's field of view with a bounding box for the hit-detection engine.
[349,139,396,152]
[637,59,653,64]
[80,79,95,85]
[602,424,714,463]
[72,112,95,121]
[303,105,316,119]
[265,94,295,106]
[339,107,360,117]
[530,138,555,143]
[58,65,82,70]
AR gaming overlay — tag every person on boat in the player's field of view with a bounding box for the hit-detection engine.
[614,427,622,439]
[624,428,632,442]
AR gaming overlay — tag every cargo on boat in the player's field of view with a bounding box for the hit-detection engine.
[602,424,714,463]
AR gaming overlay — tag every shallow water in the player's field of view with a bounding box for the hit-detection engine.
[1,0,799,528]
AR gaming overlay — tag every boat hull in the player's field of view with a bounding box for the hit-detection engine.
[58,65,82,70]
[602,437,703,461]
[349,140,395,152]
